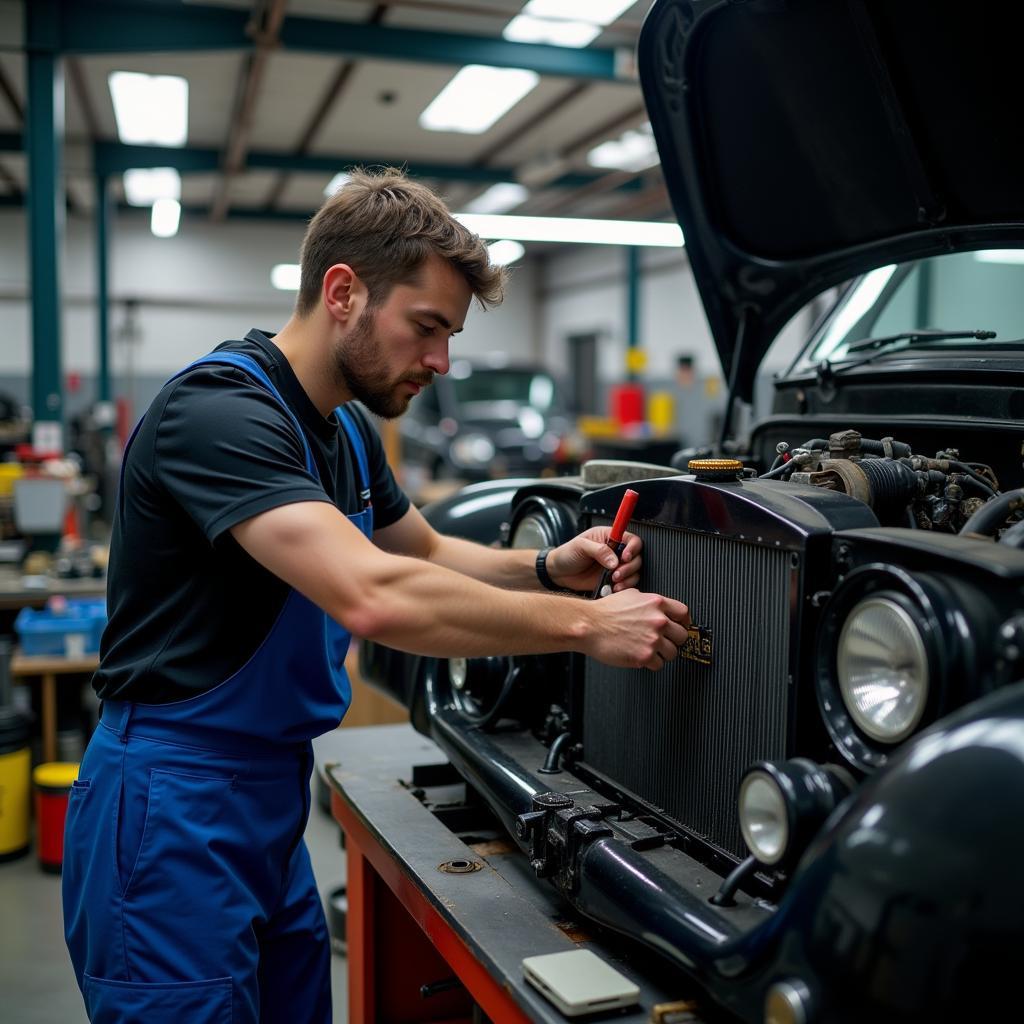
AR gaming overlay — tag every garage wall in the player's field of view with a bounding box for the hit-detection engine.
[537,245,718,381]
[1,204,815,436]
[0,208,536,415]
[533,243,823,443]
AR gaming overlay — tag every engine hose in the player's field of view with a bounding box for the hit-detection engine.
[960,488,1024,537]
[998,519,1024,548]
[760,461,795,480]
[947,461,998,497]
[858,458,919,508]
[859,437,913,458]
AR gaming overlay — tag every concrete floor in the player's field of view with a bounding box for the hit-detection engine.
[0,784,350,1023]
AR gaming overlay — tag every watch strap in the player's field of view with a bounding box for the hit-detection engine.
[535,547,563,592]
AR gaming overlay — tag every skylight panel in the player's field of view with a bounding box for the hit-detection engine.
[109,71,188,147]
[123,167,181,207]
[463,182,530,215]
[503,15,601,47]
[522,0,636,27]
[420,65,539,134]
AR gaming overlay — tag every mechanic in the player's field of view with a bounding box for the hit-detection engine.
[62,167,691,1024]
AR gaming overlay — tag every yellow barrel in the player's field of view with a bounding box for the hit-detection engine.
[0,463,23,498]
[0,707,32,861]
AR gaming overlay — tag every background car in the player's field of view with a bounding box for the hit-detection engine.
[399,357,571,485]
[363,2,1024,1021]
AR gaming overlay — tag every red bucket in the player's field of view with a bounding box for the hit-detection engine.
[33,762,79,873]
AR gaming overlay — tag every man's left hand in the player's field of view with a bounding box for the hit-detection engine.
[546,527,643,593]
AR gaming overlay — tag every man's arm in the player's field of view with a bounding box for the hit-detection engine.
[373,504,643,593]
[231,501,688,671]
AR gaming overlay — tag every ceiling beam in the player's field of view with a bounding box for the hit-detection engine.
[55,0,628,81]
[0,61,23,201]
[0,60,25,122]
[88,140,644,191]
[65,57,101,138]
[210,0,289,222]
[385,0,644,35]
[264,4,390,212]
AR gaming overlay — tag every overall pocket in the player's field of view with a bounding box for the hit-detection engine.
[83,972,232,1024]
[62,779,95,958]
[121,769,236,902]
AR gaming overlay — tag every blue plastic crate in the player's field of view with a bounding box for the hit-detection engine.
[15,597,106,657]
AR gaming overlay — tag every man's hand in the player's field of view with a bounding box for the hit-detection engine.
[546,526,643,593]
[583,589,691,671]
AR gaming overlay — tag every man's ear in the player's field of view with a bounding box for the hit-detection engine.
[322,264,368,327]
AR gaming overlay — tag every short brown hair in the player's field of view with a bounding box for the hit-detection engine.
[296,167,505,316]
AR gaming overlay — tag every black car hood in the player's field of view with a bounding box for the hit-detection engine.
[638,0,1024,401]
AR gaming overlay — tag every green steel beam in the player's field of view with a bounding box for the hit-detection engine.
[92,141,643,191]
[92,142,221,176]
[96,175,111,406]
[26,0,65,436]
[626,245,639,381]
[58,0,624,81]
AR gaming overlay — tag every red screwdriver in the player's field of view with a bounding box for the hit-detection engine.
[591,488,640,599]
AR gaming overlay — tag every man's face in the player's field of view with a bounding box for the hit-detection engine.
[334,255,472,420]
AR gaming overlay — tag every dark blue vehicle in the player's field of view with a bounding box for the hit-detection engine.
[399,359,570,482]
[363,2,1024,1020]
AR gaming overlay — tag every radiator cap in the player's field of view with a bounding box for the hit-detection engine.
[688,458,745,481]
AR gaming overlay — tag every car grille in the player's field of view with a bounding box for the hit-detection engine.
[582,520,793,860]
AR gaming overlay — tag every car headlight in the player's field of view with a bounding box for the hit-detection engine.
[450,433,495,467]
[738,760,854,869]
[738,769,789,865]
[837,596,929,743]
[508,496,578,550]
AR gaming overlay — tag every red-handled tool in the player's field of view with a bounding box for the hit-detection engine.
[591,488,639,599]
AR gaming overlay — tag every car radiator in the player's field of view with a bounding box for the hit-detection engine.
[582,520,793,861]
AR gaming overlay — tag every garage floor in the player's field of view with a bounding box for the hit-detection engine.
[0,785,350,1023]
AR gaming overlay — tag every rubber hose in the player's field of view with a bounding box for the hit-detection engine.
[960,489,1024,537]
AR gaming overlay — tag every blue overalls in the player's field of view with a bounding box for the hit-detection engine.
[62,352,372,1023]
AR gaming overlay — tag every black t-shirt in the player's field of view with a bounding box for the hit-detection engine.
[93,330,410,703]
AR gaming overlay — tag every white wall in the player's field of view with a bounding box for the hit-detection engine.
[0,207,535,393]
[536,245,720,382]
[2,203,817,432]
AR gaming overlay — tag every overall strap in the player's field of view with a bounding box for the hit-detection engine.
[336,405,372,509]
[116,351,313,495]
[185,352,317,477]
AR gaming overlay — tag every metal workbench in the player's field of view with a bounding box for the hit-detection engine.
[315,723,707,1024]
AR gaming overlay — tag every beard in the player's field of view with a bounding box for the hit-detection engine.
[333,308,432,420]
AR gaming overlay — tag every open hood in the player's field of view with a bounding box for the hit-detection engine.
[639,0,1024,401]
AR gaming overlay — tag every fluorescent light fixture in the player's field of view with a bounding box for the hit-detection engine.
[324,172,351,197]
[123,167,181,207]
[420,65,539,134]
[150,198,181,239]
[523,0,636,26]
[455,213,683,247]
[503,15,601,47]
[488,239,526,266]
[974,249,1024,264]
[271,263,301,291]
[463,182,530,215]
[588,122,659,172]
[109,71,188,147]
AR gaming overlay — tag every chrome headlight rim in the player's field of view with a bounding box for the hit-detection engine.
[816,564,945,774]
[837,596,929,743]
[738,765,792,866]
[508,495,578,551]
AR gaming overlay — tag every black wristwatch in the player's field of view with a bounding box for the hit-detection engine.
[535,547,563,592]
